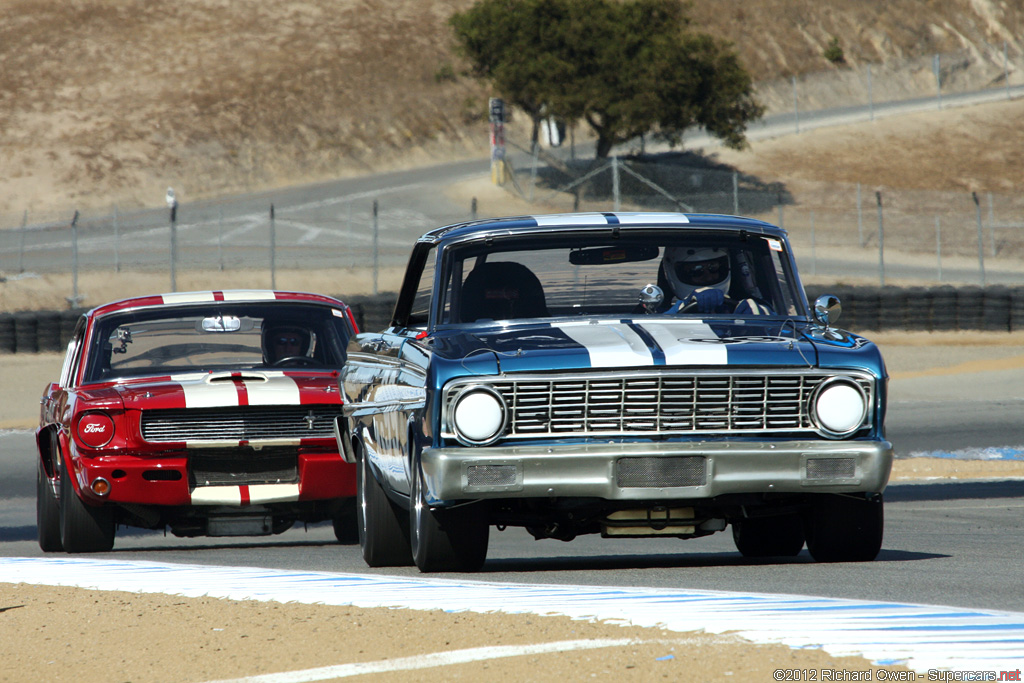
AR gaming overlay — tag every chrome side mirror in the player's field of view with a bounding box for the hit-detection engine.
[638,284,664,313]
[813,294,842,328]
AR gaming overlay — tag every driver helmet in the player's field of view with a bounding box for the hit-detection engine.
[661,246,731,300]
[262,324,311,363]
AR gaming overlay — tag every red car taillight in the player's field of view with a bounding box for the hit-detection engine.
[77,411,115,448]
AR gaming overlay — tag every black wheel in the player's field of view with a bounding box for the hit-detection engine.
[36,461,63,552]
[59,464,115,553]
[732,514,805,558]
[356,450,412,567]
[805,494,883,563]
[410,461,488,573]
[331,497,359,545]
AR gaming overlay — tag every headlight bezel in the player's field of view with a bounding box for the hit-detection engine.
[447,384,508,446]
[809,377,870,439]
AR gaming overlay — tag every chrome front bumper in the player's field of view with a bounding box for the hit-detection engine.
[420,440,893,505]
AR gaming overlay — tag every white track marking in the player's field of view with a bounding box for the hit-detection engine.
[1,558,1023,672]
[202,639,637,683]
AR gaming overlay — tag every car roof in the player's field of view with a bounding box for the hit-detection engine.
[86,290,349,318]
[418,212,786,245]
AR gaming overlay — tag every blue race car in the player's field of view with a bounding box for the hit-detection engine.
[339,213,892,572]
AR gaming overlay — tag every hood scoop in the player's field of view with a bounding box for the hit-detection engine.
[204,371,269,384]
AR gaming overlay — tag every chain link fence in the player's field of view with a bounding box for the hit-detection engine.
[3,41,1024,305]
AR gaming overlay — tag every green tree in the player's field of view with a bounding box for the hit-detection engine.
[449,0,763,158]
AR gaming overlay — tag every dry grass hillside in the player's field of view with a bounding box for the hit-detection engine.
[2,0,1024,220]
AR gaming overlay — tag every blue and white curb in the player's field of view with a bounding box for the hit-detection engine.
[1,557,1022,672]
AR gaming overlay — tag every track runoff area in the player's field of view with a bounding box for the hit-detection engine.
[1,557,1022,680]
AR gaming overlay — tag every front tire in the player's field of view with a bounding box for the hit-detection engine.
[805,493,883,563]
[356,451,412,567]
[59,464,115,553]
[410,462,488,573]
[36,461,63,552]
[732,513,805,558]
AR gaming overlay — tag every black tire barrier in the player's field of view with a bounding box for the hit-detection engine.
[13,311,39,354]
[4,287,1024,355]
[930,286,958,331]
[1011,289,1024,332]
[35,311,63,352]
[0,313,15,354]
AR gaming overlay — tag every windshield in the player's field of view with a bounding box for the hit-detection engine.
[85,302,352,382]
[437,232,802,326]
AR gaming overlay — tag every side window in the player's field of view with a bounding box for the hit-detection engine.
[60,318,87,388]
[398,245,436,328]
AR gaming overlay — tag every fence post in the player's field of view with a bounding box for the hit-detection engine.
[876,191,885,287]
[471,197,478,221]
[218,208,225,271]
[857,183,864,247]
[1005,41,1011,100]
[18,210,26,273]
[973,192,986,286]
[269,203,276,290]
[867,65,874,122]
[810,210,816,276]
[529,142,539,202]
[732,172,739,215]
[71,210,80,305]
[933,54,943,110]
[988,192,996,257]
[169,200,178,292]
[372,199,379,296]
[113,205,120,273]
[611,156,620,212]
[792,76,800,134]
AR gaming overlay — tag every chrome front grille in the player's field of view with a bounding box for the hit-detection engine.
[444,370,873,439]
[141,405,340,443]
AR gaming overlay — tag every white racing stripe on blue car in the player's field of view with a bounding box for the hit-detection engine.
[636,320,729,365]
[556,322,654,367]
[1,557,1021,672]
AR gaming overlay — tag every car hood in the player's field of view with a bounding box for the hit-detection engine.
[430,318,833,374]
[106,370,343,411]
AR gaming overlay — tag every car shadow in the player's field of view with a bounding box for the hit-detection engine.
[479,547,943,574]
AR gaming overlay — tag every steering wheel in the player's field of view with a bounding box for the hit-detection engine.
[271,355,319,367]
[676,296,737,314]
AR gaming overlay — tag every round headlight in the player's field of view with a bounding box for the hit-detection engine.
[452,387,507,445]
[813,379,868,437]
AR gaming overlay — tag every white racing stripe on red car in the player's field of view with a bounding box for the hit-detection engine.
[555,322,654,368]
[182,377,243,408]
[177,372,302,409]
[636,320,729,365]
[243,372,301,406]
[190,484,300,506]
[161,292,217,305]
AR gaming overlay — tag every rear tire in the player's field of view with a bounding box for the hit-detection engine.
[356,451,412,567]
[410,462,488,573]
[332,497,359,545]
[732,513,805,558]
[59,464,115,553]
[36,461,63,552]
[805,494,883,563]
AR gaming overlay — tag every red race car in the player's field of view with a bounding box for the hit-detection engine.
[36,290,360,553]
